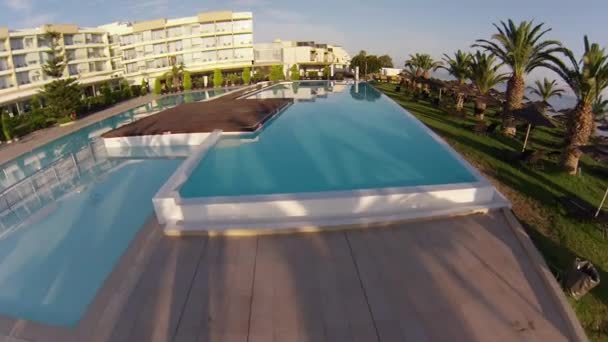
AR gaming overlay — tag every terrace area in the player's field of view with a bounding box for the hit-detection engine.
[0,210,585,342]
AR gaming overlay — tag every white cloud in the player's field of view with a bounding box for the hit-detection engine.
[4,0,30,11]
[126,0,169,18]
[23,13,56,27]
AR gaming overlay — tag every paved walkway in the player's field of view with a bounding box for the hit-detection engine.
[0,94,158,163]
[0,210,587,342]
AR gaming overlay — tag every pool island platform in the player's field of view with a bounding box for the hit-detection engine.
[102,86,292,148]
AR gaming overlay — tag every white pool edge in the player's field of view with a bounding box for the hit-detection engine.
[150,81,511,234]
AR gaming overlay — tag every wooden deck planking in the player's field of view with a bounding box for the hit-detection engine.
[248,233,378,342]
[173,236,258,342]
[0,211,584,342]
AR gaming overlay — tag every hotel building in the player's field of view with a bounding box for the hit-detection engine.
[0,11,351,114]
[254,40,351,78]
[0,24,117,113]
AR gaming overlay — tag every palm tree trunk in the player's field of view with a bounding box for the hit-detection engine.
[475,101,486,121]
[502,75,525,136]
[456,94,465,111]
[560,102,594,174]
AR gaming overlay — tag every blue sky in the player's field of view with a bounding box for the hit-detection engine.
[1,0,606,79]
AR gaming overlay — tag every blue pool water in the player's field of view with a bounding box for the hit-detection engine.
[180,82,477,198]
[0,90,221,326]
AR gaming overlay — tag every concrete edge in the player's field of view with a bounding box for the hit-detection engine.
[164,206,496,237]
[501,208,588,342]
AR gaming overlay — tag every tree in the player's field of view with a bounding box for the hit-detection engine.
[405,53,442,79]
[183,71,192,91]
[379,55,394,68]
[440,50,472,110]
[269,65,285,82]
[101,82,113,104]
[527,78,564,105]
[213,69,223,88]
[41,31,66,78]
[546,36,608,174]
[39,78,82,118]
[290,64,300,81]
[350,50,382,77]
[153,78,162,95]
[165,63,185,90]
[593,96,608,120]
[322,66,331,79]
[473,20,562,135]
[242,67,251,84]
[468,52,509,120]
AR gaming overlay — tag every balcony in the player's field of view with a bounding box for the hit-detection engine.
[17,79,31,86]
[86,38,104,44]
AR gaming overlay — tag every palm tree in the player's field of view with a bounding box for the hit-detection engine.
[164,63,185,90]
[527,78,564,107]
[468,51,509,120]
[593,96,608,120]
[440,50,472,111]
[545,36,608,174]
[405,53,442,79]
[474,20,562,135]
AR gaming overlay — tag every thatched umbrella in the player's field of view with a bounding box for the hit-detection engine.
[511,102,556,151]
[579,144,608,217]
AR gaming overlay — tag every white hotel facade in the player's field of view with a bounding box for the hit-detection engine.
[0,11,351,114]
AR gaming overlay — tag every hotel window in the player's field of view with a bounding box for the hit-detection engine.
[167,26,182,38]
[10,38,24,50]
[146,60,154,69]
[0,58,8,71]
[190,24,201,35]
[217,36,232,47]
[217,49,232,61]
[234,48,253,60]
[0,39,6,52]
[200,23,214,34]
[215,22,231,33]
[191,37,203,47]
[12,55,26,68]
[153,43,167,55]
[0,75,11,89]
[16,71,30,85]
[168,40,182,52]
[73,34,84,45]
[201,37,214,48]
[182,53,193,64]
[144,44,154,56]
[126,63,137,73]
[233,20,252,32]
[151,29,166,40]
[234,34,252,46]
[154,57,167,68]
[31,71,41,82]
[24,37,34,49]
[201,51,215,62]
[87,34,103,44]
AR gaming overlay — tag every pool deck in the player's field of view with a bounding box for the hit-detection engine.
[0,209,587,342]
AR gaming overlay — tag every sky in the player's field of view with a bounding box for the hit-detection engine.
[1,0,607,89]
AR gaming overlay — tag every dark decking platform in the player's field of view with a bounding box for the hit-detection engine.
[102,88,291,138]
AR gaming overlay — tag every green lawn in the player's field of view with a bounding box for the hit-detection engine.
[374,82,608,341]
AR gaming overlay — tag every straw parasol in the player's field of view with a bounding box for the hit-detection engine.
[511,102,556,151]
[579,144,608,217]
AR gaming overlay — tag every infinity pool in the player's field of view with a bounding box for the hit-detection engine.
[179,82,478,198]
[0,90,221,326]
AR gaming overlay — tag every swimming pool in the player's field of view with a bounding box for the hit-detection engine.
[0,89,221,326]
[154,82,508,234]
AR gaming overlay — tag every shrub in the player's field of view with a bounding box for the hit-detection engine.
[131,85,141,97]
[121,80,132,99]
[213,69,223,88]
[140,79,149,95]
[322,66,331,79]
[242,67,251,84]
[334,72,344,80]
[183,71,192,91]
[193,76,205,89]
[227,74,240,86]
[153,78,162,95]
[40,78,82,118]
[269,65,285,82]
[2,112,13,141]
[101,82,113,104]
[290,64,300,81]
[253,70,266,83]
[307,71,319,79]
